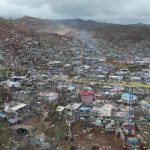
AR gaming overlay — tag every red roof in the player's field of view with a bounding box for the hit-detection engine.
[80,91,96,96]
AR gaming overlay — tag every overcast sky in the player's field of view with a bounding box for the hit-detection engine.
[0,0,150,24]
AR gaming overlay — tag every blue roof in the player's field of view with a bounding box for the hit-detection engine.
[0,54,5,61]
[127,137,138,145]
[79,107,91,111]
[0,112,6,118]
[143,103,150,108]
[8,117,19,124]
[121,93,137,101]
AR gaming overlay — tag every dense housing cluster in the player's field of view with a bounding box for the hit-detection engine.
[0,22,150,150]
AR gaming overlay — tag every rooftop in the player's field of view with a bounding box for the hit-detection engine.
[80,91,96,96]
[65,103,82,110]
[91,104,115,117]
[39,92,58,97]
[47,61,62,66]
[56,106,65,112]
[11,103,27,111]
[121,93,137,101]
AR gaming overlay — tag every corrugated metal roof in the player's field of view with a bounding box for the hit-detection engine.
[11,103,27,111]
[80,91,96,96]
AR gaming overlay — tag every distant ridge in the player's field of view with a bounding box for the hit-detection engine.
[3,16,150,42]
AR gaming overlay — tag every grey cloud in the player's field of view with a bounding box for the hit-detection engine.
[6,0,49,8]
[1,0,150,24]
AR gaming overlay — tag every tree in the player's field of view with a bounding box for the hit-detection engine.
[0,86,11,104]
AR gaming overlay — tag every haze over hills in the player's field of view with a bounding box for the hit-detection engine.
[16,16,150,28]
[1,15,150,47]
[5,16,148,59]
[13,16,150,43]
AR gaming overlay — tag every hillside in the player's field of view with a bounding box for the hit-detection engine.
[15,16,150,42]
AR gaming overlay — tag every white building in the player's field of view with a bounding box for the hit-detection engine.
[4,102,27,113]
[38,92,58,105]
[6,81,21,88]
[65,103,82,116]
[91,104,115,118]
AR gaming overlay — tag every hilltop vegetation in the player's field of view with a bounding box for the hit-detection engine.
[14,16,150,43]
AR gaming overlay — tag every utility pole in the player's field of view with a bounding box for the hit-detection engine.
[65,116,72,140]
[128,87,133,134]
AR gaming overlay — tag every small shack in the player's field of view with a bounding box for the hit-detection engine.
[56,106,65,115]
[4,102,27,113]
[65,103,82,116]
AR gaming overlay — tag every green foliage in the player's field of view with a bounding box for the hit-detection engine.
[0,86,11,104]
[128,66,142,72]
[45,122,68,139]
[0,67,11,80]
[0,126,11,149]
